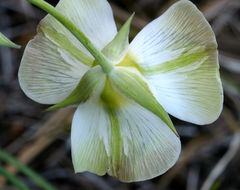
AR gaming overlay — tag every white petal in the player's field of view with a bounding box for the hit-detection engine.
[44,0,117,50]
[71,88,180,182]
[129,0,215,68]
[19,32,89,104]
[108,100,181,182]
[129,0,223,124]
[19,0,118,104]
[71,95,111,175]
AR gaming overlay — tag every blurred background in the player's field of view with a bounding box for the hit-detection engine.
[0,0,240,189]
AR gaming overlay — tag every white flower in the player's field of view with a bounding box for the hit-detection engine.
[18,0,223,182]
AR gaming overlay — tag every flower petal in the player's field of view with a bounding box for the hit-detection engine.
[108,100,181,182]
[44,0,117,50]
[72,94,181,182]
[129,0,223,124]
[71,69,180,182]
[19,32,90,104]
[19,0,118,105]
[71,96,110,176]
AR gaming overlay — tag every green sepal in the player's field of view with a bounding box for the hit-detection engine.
[0,32,21,49]
[110,67,178,136]
[47,66,106,111]
[102,14,134,63]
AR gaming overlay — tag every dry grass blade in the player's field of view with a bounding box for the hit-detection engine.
[0,109,74,186]
[200,131,240,190]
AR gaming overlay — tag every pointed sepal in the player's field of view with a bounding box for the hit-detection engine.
[47,66,106,111]
[0,32,21,49]
[110,67,178,136]
[102,14,134,63]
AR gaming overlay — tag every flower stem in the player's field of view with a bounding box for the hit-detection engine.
[26,0,114,74]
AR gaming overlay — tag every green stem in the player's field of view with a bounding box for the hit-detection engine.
[0,165,30,190]
[0,149,56,190]
[27,0,114,73]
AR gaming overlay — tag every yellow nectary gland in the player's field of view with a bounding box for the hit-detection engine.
[92,60,99,67]
[99,77,126,109]
[117,53,142,72]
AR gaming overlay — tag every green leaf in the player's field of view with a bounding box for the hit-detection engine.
[47,66,106,111]
[102,14,134,63]
[0,165,30,190]
[0,32,21,48]
[0,149,56,190]
[110,67,178,136]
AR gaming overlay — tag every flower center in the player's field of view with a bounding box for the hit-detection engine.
[117,53,142,73]
[99,77,126,110]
